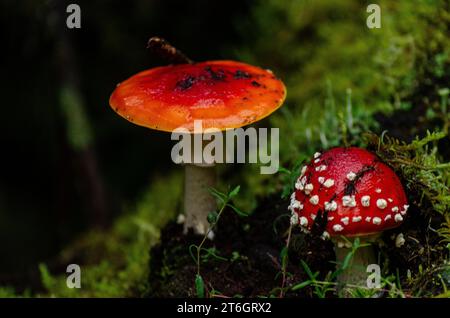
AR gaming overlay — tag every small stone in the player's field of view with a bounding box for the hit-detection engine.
[395,233,405,248]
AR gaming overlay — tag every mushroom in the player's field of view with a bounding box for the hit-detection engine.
[289,147,408,294]
[109,38,286,235]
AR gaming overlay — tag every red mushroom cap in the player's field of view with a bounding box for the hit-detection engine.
[289,147,408,238]
[109,61,286,132]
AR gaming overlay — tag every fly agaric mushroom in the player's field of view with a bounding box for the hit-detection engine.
[110,38,286,235]
[289,147,408,293]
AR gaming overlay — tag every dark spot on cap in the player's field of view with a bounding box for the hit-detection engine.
[204,66,226,81]
[176,75,196,91]
[234,70,251,79]
[251,80,261,87]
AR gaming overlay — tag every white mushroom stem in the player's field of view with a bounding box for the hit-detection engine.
[333,235,379,297]
[184,163,217,235]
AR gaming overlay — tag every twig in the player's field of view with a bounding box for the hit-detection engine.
[147,36,193,65]
[279,223,293,298]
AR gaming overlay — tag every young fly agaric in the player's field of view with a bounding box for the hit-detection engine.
[110,41,286,235]
[289,147,408,293]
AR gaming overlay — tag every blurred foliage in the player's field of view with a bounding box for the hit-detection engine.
[233,0,450,160]
[59,85,93,150]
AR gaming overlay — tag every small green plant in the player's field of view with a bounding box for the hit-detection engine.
[189,185,247,298]
[276,222,293,298]
[292,238,383,298]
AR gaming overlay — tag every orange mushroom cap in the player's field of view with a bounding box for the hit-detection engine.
[109,60,286,132]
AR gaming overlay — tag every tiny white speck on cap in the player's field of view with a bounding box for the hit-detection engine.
[346,172,357,181]
[388,198,393,203]
[324,179,335,188]
[290,213,299,225]
[342,195,356,207]
[361,195,370,207]
[352,216,362,222]
[376,199,388,209]
[341,217,349,225]
[320,231,330,240]
[324,200,337,211]
[314,158,320,164]
[310,214,316,220]
[375,188,382,193]
[328,216,334,221]
[304,183,314,194]
[291,200,303,210]
[315,165,327,172]
[365,217,372,222]
[384,214,392,221]
[314,152,321,159]
[394,214,403,222]
[309,195,319,205]
[392,206,399,212]
[333,224,344,232]
[301,176,307,184]
[318,177,325,184]
[395,233,405,248]
[372,217,382,225]
[295,178,304,190]
[299,216,308,227]
[301,165,307,176]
